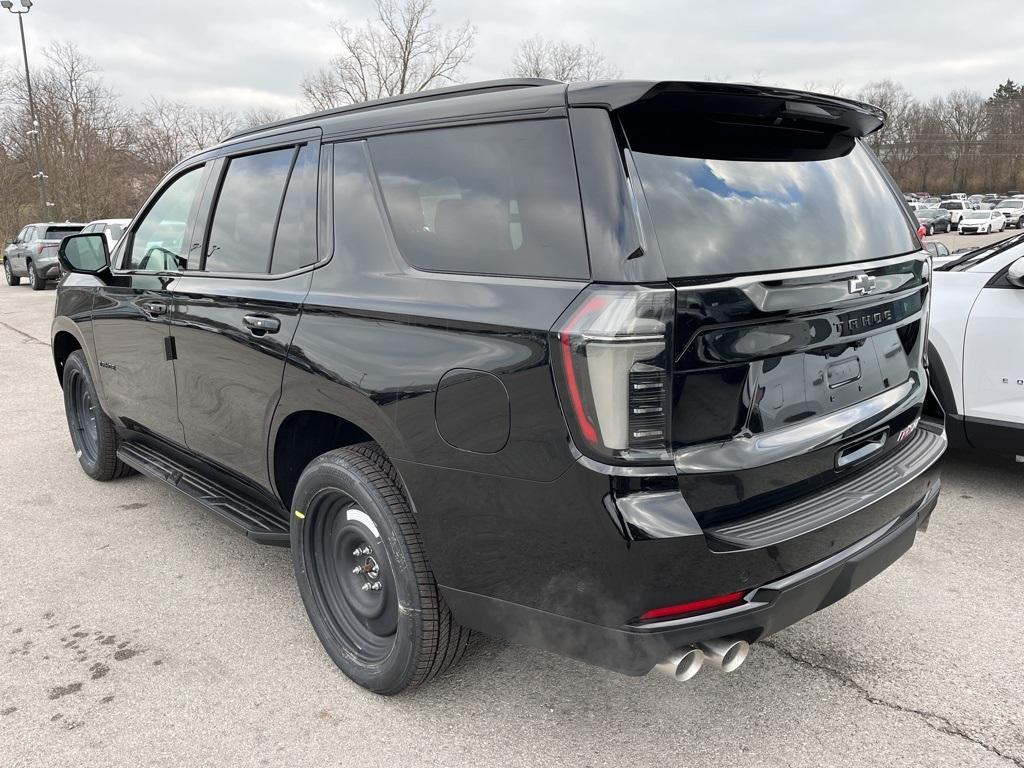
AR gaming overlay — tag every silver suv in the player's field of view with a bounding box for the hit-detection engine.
[4,222,85,290]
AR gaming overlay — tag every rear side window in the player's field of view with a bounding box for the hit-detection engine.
[370,120,589,279]
[205,147,293,273]
[271,144,318,274]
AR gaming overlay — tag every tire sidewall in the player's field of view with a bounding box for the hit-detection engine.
[62,351,112,479]
[290,454,424,693]
[28,262,42,290]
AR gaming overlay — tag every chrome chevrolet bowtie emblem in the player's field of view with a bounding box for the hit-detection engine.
[848,274,876,296]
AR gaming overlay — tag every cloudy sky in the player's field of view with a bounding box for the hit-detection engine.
[1,0,1021,115]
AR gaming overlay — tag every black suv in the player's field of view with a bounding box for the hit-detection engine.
[53,79,945,694]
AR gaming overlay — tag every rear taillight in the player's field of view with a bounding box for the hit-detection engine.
[552,285,674,465]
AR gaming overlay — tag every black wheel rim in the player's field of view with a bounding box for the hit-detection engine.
[305,490,399,664]
[67,368,99,465]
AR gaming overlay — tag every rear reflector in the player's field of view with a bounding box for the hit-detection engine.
[639,591,747,622]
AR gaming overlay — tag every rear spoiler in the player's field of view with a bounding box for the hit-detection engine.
[567,80,885,138]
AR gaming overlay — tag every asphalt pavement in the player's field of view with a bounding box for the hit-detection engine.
[1,284,1022,768]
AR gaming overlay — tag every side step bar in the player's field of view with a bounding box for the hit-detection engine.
[117,442,290,546]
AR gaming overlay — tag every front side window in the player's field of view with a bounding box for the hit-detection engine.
[369,120,589,279]
[205,147,294,274]
[128,166,205,271]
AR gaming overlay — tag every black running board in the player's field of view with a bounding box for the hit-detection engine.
[117,442,290,546]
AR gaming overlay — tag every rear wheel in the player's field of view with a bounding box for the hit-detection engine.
[62,351,132,480]
[3,260,19,286]
[27,261,45,291]
[291,443,469,694]
[927,224,934,235]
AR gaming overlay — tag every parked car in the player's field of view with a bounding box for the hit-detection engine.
[80,218,131,249]
[958,209,1006,234]
[995,199,1024,228]
[929,233,1024,457]
[52,79,945,694]
[923,240,953,264]
[923,197,942,207]
[915,207,952,234]
[939,199,974,225]
[4,222,85,289]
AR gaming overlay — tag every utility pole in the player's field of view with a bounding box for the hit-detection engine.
[2,0,50,220]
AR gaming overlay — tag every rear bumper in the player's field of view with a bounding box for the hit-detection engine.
[441,478,940,675]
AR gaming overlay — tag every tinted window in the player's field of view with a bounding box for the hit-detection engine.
[206,147,293,273]
[330,141,394,271]
[271,143,318,274]
[44,225,83,240]
[370,120,588,279]
[631,141,917,278]
[129,166,205,270]
[106,223,125,241]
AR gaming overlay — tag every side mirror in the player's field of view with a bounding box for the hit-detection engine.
[58,232,110,275]
[1007,256,1024,289]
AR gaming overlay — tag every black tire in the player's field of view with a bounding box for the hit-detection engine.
[27,260,45,291]
[291,442,470,694]
[62,350,133,481]
[3,259,19,286]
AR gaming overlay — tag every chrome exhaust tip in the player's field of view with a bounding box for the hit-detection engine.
[655,646,705,682]
[697,638,750,673]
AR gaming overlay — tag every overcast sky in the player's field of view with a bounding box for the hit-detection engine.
[1,0,1021,115]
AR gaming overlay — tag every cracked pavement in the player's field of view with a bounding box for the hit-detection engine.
[1,286,1022,767]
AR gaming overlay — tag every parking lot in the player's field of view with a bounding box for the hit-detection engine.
[1,284,1022,768]
[925,225,1020,253]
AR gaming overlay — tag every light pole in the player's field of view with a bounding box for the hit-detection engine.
[2,0,49,220]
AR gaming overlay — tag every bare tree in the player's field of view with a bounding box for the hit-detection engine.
[940,89,990,190]
[0,42,138,222]
[509,36,620,82]
[134,97,239,180]
[301,0,475,109]
[857,79,918,181]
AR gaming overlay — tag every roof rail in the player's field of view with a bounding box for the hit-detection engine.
[224,78,563,142]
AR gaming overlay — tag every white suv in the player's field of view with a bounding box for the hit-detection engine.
[929,234,1024,457]
[995,199,1024,229]
[938,199,973,225]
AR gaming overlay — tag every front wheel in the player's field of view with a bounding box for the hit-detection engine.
[27,261,45,291]
[62,351,133,480]
[291,443,470,694]
[3,259,19,286]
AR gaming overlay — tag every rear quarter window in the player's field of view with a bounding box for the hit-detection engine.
[369,119,589,279]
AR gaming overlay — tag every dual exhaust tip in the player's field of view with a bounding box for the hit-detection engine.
[655,638,750,682]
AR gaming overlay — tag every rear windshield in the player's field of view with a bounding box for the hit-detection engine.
[44,225,83,240]
[629,140,917,278]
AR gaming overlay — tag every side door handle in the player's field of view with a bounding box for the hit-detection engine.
[140,300,167,316]
[242,314,280,335]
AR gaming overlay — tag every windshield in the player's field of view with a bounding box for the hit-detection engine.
[1000,200,1024,209]
[940,235,1024,271]
[963,211,989,220]
[630,141,916,278]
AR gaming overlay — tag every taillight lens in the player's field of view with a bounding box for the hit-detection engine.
[552,284,674,464]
